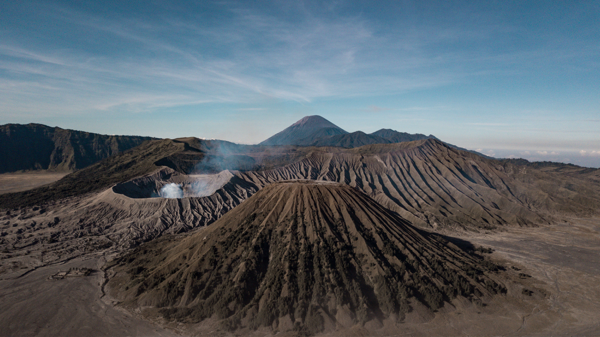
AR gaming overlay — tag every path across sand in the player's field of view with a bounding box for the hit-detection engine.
[0,254,178,337]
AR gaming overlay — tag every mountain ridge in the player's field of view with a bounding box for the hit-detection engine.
[2,137,598,232]
[372,128,434,143]
[0,123,156,173]
[309,131,393,148]
[259,115,443,149]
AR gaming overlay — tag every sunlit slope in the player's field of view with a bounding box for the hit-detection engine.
[238,139,600,229]
[259,115,347,146]
[2,137,597,234]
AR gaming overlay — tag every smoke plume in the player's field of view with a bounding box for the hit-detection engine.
[160,183,184,198]
[188,171,234,197]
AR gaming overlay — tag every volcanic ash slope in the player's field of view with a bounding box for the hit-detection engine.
[107,181,507,335]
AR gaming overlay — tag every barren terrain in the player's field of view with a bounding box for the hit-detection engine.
[0,254,177,337]
[2,216,598,336]
[0,135,598,336]
[106,181,509,335]
[0,172,68,195]
[461,217,600,336]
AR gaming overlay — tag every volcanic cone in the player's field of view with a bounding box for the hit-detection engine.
[107,181,505,334]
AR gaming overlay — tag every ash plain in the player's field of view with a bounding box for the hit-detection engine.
[1,187,599,336]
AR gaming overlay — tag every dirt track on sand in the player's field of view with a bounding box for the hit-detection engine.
[0,254,179,337]
[459,216,600,336]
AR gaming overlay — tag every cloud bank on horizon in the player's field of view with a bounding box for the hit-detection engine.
[0,1,598,167]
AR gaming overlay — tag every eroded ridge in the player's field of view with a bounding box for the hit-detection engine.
[107,181,507,334]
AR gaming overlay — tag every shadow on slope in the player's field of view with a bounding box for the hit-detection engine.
[107,181,508,335]
[0,123,155,173]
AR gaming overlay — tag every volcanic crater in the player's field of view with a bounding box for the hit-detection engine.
[112,168,234,199]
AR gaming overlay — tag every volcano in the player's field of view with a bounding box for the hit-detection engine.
[107,181,506,334]
[259,115,347,146]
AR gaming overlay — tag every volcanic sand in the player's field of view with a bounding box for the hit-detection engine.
[106,181,509,335]
[102,182,600,336]
[461,216,600,336]
[99,226,600,337]
[0,171,68,195]
[1,208,599,335]
[0,254,178,337]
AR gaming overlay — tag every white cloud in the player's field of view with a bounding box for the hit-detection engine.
[478,149,496,157]
[2,2,564,117]
[534,150,560,156]
[580,150,600,157]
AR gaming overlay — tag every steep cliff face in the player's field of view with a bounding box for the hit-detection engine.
[0,123,155,173]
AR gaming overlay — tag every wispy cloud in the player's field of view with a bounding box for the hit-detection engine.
[3,1,569,117]
[1,1,599,157]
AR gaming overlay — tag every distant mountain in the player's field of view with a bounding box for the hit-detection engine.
[260,116,444,149]
[259,115,347,146]
[310,131,392,148]
[0,123,156,173]
[371,128,493,159]
[294,127,348,146]
[501,158,600,184]
[371,128,433,143]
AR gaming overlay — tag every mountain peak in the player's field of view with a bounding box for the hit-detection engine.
[259,115,347,146]
[290,115,341,129]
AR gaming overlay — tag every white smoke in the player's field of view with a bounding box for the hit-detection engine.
[154,171,233,199]
[160,183,184,198]
[188,170,234,197]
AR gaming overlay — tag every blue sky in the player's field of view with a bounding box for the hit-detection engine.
[1,1,599,167]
